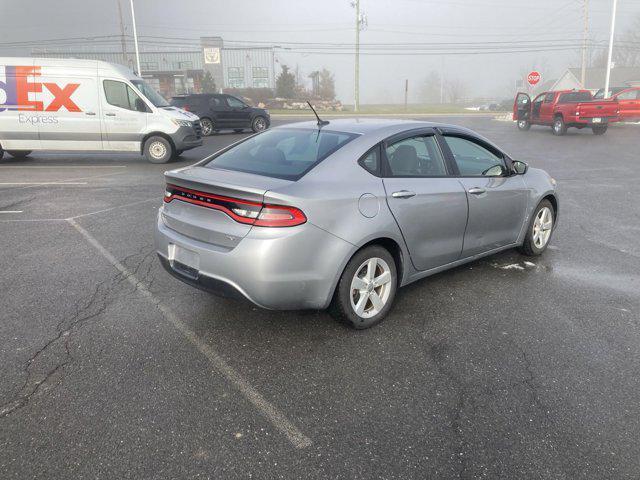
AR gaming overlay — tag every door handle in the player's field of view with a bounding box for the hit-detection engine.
[391,190,416,199]
[105,113,116,117]
[85,112,96,116]
[468,187,486,195]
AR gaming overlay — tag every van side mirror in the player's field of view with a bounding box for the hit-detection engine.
[512,160,528,175]
[135,98,149,113]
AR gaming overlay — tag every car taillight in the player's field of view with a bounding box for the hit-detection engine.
[183,105,190,112]
[163,184,306,227]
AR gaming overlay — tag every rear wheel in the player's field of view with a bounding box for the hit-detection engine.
[143,136,174,164]
[200,117,214,136]
[251,116,268,133]
[517,119,531,131]
[7,150,32,158]
[330,246,397,329]
[552,116,566,136]
[519,199,555,256]
[592,125,608,135]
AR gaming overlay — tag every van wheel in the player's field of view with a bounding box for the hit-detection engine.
[592,125,608,135]
[517,119,531,131]
[144,136,174,164]
[329,245,398,330]
[251,116,268,133]
[8,150,32,158]
[552,116,566,136]
[200,118,214,136]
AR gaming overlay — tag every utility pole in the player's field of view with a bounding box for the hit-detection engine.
[117,0,128,63]
[580,0,589,87]
[404,79,408,112]
[354,0,360,112]
[603,0,618,98]
[129,0,142,76]
[440,57,444,104]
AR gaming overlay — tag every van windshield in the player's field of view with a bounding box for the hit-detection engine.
[205,128,358,180]
[131,80,169,107]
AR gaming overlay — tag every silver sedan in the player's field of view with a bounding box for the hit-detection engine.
[155,119,558,329]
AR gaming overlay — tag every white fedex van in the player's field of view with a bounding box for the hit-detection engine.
[0,58,202,163]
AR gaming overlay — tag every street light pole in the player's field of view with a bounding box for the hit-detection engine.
[580,0,589,87]
[603,0,618,98]
[129,0,142,76]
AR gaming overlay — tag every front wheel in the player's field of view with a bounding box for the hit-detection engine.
[552,116,566,136]
[251,116,268,133]
[592,125,608,135]
[329,246,397,329]
[143,136,174,164]
[517,119,531,131]
[8,150,32,158]
[519,199,555,256]
[200,118,214,136]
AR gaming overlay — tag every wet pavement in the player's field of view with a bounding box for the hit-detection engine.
[1,115,639,479]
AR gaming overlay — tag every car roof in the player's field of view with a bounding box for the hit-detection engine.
[276,118,443,135]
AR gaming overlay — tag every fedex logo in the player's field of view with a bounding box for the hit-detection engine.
[0,66,81,113]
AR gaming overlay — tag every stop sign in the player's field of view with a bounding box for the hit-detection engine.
[527,71,541,86]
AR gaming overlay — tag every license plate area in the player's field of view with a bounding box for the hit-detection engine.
[168,244,200,280]
[592,117,602,123]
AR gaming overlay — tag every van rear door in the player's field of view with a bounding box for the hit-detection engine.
[0,59,42,151]
[37,61,102,150]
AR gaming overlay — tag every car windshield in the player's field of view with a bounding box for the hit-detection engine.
[205,128,358,180]
[131,79,170,107]
[558,92,592,103]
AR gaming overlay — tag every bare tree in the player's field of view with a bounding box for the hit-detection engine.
[593,15,640,67]
[420,70,441,103]
[445,78,467,104]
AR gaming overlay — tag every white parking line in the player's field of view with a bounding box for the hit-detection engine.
[0,210,23,214]
[67,218,312,449]
[0,182,88,185]
[0,165,128,169]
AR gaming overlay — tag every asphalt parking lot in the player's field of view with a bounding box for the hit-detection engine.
[1,114,639,479]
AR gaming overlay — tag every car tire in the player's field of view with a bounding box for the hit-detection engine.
[552,116,566,136]
[0,145,4,161]
[7,150,32,158]
[329,245,398,330]
[519,199,555,256]
[251,116,268,133]
[592,125,608,135]
[234,129,244,133]
[517,119,531,131]
[143,136,174,164]
[200,117,214,136]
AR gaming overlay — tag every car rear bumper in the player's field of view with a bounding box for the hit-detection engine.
[154,211,354,310]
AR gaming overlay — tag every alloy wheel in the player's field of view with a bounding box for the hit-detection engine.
[201,119,213,136]
[349,257,393,319]
[532,206,553,248]
[253,117,267,131]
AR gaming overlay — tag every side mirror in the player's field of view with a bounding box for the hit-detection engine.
[512,160,528,175]
[135,98,148,113]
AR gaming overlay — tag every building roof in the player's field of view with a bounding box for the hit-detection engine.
[567,67,640,89]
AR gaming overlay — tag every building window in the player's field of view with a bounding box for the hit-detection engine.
[252,67,269,88]
[228,67,244,88]
[174,76,195,95]
[140,61,159,71]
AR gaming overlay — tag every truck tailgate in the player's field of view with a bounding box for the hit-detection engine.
[576,101,619,119]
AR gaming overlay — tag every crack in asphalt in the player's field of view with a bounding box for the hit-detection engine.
[0,241,155,419]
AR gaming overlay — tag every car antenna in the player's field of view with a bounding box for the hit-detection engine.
[307,101,330,127]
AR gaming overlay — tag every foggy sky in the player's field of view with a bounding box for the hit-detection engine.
[1,0,638,103]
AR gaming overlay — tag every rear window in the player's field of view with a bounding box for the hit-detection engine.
[170,97,187,107]
[205,128,358,180]
[558,92,593,103]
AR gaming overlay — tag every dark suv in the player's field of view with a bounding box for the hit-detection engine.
[170,94,270,136]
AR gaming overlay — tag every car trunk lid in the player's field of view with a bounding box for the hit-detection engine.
[161,166,293,248]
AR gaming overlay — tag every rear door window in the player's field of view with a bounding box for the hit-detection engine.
[205,128,358,180]
[558,92,592,103]
[544,93,556,103]
[384,135,447,177]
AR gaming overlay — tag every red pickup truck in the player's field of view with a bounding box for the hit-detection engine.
[513,90,619,135]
